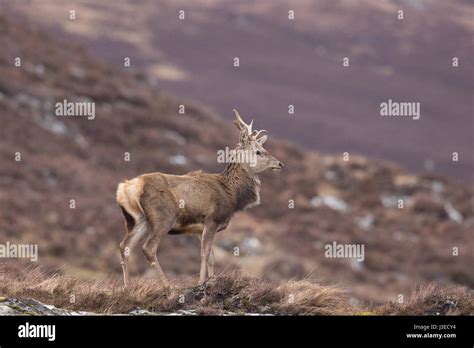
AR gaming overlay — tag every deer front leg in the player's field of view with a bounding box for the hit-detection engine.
[198,235,216,278]
[208,247,215,277]
[199,223,217,284]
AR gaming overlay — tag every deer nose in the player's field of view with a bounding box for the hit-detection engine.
[278,161,284,168]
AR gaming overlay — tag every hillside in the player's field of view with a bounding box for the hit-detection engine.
[4,0,473,179]
[0,269,472,315]
[0,12,473,306]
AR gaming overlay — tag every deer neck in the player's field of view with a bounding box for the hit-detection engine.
[221,163,261,211]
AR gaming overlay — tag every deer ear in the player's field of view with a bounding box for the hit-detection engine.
[257,135,267,145]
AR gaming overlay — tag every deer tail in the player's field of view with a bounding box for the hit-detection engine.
[116,178,145,222]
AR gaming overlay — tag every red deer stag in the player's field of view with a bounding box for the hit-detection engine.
[116,110,283,287]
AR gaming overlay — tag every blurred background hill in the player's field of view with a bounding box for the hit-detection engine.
[0,0,473,305]
[3,0,473,180]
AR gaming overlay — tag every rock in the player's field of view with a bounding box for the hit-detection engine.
[317,183,342,198]
[411,193,448,219]
[0,298,95,315]
[129,308,157,315]
[393,174,418,188]
[0,304,17,315]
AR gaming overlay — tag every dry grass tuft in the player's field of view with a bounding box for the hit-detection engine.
[275,280,353,315]
[375,283,473,315]
[0,267,471,315]
[0,267,353,315]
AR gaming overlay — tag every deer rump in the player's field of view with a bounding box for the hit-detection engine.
[116,178,145,224]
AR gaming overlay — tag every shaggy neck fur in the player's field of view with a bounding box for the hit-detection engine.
[220,162,260,211]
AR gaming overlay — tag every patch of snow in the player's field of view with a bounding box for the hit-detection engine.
[37,114,68,135]
[431,181,444,194]
[445,203,463,224]
[355,214,374,230]
[129,308,157,315]
[75,134,89,148]
[380,194,411,208]
[69,65,86,79]
[241,237,262,255]
[85,226,96,235]
[242,312,274,316]
[311,195,349,212]
[16,93,42,110]
[25,63,45,77]
[350,258,363,271]
[167,309,197,316]
[323,170,337,181]
[34,64,45,76]
[164,131,186,146]
[169,154,187,166]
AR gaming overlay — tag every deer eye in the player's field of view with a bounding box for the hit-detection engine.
[256,150,261,156]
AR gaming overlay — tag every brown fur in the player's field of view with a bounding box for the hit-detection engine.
[116,110,283,287]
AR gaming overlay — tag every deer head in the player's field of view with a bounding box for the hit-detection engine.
[233,109,284,174]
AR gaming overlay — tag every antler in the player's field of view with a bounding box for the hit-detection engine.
[233,109,253,136]
[252,129,267,139]
[233,109,267,145]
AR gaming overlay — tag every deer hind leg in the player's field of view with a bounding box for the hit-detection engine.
[142,227,172,287]
[119,208,147,288]
[140,192,177,288]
